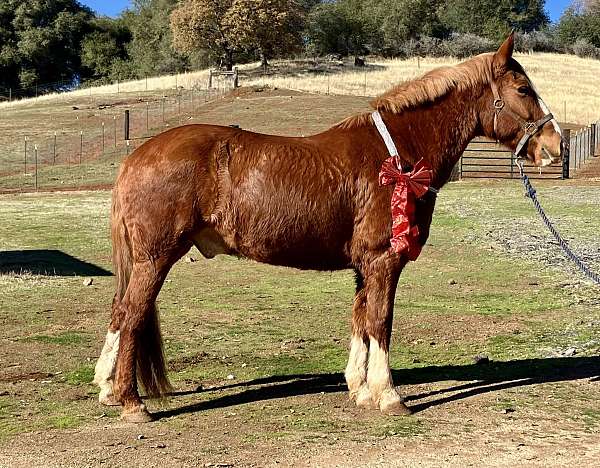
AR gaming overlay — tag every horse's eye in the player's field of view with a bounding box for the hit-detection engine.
[518,86,530,96]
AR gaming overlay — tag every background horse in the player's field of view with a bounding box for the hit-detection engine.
[94,33,563,422]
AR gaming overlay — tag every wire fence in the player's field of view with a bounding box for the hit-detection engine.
[0,74,237,193]
[1,66,599,191]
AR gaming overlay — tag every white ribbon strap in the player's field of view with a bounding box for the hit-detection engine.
[372,111,399,157]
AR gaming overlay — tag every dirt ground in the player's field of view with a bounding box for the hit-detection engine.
[1,89,599,467]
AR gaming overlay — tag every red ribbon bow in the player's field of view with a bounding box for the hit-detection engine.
[379,157,433,261]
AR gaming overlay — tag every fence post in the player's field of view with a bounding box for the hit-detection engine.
[577,130,580,168]
[178,93,181,124]
[233,67,239,88]
[510,153,514,179]
[114,115,117,147]
[146,102,149,133]
[53,132,57,164]
[591,123,597,158]
[208,70,213,89]
[124,110,130,141]
[24,137,28,174]
[562,128,570,179]
[34,145,38,191]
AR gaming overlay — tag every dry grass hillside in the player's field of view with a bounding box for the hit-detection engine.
[245,53,600,125]
[1,53,599,125]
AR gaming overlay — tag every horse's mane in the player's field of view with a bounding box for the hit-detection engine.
[336,53,494,129]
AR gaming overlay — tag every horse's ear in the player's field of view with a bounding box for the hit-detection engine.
[493,31,515,76]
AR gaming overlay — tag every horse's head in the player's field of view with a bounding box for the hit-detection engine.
[484,33,564,167]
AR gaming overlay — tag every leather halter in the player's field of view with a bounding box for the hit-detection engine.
[490,80,554,157]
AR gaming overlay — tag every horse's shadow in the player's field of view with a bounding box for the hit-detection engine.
[0,250,111,276]
[154,356,599,420]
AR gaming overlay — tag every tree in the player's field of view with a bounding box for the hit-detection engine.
[170,0,235,70]
[0,0,92,92]
[305,0,373,57]
[437,0,548,42]
[557,1,600,48]
[223,0,304,70]
[369,0,447,54]
[125,0,188,78]
[80,17,132,83]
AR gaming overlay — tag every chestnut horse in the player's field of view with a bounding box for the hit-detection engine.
[94,34,563,422]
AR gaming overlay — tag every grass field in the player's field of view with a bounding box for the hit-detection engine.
[1,75,599,466]
[0,178,599,466]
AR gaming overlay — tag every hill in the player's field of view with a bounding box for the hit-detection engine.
[2,53,599,125]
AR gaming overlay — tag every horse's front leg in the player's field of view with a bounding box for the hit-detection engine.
[344,272,372,407]
[363,251,411,415]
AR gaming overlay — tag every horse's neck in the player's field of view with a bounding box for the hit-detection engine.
[381,88,482,187]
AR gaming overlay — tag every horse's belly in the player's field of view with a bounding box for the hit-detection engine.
[234,215,352,269]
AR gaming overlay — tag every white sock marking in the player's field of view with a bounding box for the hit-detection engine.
[345,335,368,396]
[94,330,120,400]
[367,337,395,404]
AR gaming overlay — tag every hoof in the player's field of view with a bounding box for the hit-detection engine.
[99,394,121,407]
[379,388,412,416]
[355,384,375,409]
[121,404,153,423]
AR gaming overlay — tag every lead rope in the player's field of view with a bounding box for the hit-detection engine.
[516,159,600,285]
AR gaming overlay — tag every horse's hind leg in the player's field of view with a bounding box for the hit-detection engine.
[363,251,411,415]
[94,294,127,406]
[344,271,372,407]
[113,257,176,422]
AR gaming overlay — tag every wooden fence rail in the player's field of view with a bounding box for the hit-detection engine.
[457,120,600,180]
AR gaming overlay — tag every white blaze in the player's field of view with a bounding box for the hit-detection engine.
[528,78,562,135]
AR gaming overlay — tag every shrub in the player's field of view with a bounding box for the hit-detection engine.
[571,38,600,59]
[516,30,561,54]
[443,33,495,58]
[398,37,445,58]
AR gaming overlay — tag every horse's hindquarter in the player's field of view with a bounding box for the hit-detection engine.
[221,131,369,269]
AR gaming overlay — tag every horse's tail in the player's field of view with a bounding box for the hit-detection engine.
[111,189,172,398]
[111,191,132,305]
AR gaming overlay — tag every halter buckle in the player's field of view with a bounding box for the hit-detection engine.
[493,99,505,110]
[524,122,538,136]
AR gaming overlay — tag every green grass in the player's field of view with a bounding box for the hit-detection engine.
[580,409,600,431]
[25,331,91,346]
[65,365,95,386]
[373,418,426,438]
